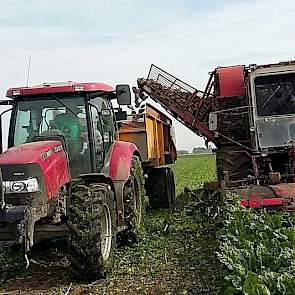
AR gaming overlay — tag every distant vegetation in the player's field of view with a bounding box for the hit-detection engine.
[177,147,212,155]
[177,149,189,155]
[192,147,212,154]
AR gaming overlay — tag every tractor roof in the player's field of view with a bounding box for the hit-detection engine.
[6,81,114,98]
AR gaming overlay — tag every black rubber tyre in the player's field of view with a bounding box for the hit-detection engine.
[167,168,176,206]
[120,155,145,243]
[216,147,253,181]
[146,167,176,209]
[67,181,117,281]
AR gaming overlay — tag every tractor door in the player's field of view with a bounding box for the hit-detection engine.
[89,96,117,172]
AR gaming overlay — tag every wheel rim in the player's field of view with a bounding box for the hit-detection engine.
[101,204,112,261]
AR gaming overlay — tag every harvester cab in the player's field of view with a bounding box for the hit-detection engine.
[137,62,295,211]
[248,64,295,151]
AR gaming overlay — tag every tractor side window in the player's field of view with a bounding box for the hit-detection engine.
[90,104,104,171]
[14,109,30,146]
[90,96,116,154]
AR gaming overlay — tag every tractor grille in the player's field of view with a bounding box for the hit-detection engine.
[4,193,35,206]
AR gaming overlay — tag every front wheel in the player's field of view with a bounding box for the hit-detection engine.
[67,181,117,281]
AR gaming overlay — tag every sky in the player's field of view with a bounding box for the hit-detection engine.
[0,0,295,152]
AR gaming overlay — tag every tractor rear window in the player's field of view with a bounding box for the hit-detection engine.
[255,73,295,116]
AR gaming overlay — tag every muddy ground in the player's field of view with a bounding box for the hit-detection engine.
[0,155,220,294]
[0,209,221,294]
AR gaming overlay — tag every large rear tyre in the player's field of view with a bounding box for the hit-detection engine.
[146,167,176,209]
[120,155,145,243]
[216,147,253,181]
[67,181,117,281]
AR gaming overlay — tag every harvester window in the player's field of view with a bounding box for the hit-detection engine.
[255,73,295,116]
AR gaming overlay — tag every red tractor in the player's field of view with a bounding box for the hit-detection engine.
[138,62,295,210]
[0,81,176,280]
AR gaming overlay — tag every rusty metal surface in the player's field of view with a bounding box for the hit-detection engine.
[138,64,214,141]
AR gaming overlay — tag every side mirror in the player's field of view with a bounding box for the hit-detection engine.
[209,112,218,131]
[116,85,131,105]
[101,109,111,116]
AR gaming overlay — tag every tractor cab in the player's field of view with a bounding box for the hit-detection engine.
[2,82,131,178]
[0,77,176,279]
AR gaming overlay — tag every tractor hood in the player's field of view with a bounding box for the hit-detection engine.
[0,141,70,199]
[0,141,63,164]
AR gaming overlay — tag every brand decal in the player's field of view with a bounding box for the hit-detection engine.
[13,172,25,176]
[40,145,63,161]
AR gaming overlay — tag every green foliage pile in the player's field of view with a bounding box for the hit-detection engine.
[216,194,295,295]
[189,186,295,295]
[175,154,295,294]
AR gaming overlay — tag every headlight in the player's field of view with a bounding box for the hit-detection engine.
[3,178,40,193]
[25,178,39,192]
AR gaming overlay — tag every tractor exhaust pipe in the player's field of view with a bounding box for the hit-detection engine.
[0,168,5,211]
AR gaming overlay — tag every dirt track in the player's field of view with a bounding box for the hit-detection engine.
[0,209,220,295]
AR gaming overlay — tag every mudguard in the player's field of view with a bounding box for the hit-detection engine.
[109,140,140,227]
[109,140,140,182]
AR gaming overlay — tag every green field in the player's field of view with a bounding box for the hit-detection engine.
[170,154,216,194]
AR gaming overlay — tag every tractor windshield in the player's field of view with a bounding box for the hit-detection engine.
[11,94,91,176]
[255,73,295,116]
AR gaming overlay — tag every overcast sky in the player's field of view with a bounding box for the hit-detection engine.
[1,0,295,152]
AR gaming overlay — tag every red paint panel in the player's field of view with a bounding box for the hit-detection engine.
[216,65,245,98]
[0,141,70,199]
[0,141,58,164]
[239,183,295,209]
[6,82,114,97]
[241,198,285,208]
[109,140,139,181]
